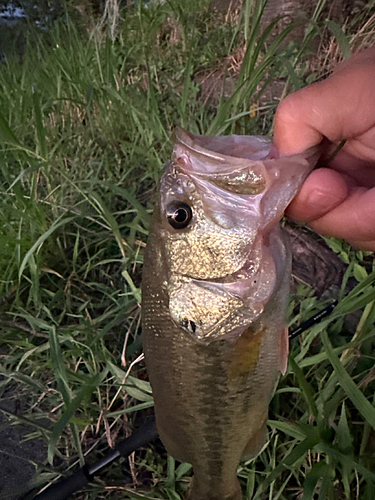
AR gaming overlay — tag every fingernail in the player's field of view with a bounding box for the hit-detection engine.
[305,188,344,215]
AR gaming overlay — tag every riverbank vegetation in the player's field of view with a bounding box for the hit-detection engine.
[0,1,375,499]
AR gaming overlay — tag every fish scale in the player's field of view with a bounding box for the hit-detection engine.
[142,129,319,499]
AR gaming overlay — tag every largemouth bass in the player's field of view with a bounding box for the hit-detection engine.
[142,129,318,500]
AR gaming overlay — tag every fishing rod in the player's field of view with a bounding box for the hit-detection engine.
[29,300,336,500]
[30,415,157,500]
[288,300,338,340]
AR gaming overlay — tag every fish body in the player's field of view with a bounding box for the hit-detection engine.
[142,129,318,500]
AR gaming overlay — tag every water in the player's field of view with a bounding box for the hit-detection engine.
[0,3,25,27]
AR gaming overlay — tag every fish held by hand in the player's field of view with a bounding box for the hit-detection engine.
[142,129,319,500]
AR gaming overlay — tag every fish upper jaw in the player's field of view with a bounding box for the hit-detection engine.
[174,127,271,165]
[171,128,319,228]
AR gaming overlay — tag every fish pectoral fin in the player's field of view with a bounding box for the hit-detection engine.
[241,419,268,460]
[278,326,289,375]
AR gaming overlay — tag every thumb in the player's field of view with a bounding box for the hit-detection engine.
[286,168,348,222]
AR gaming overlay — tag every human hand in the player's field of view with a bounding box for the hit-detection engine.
[273,46,375,251]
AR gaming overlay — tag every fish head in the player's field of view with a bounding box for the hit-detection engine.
[155,128,318,343]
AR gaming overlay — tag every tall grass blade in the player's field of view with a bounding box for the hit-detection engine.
[48,370,106,464]
[49,326,71,405]
[325,20,351,59]
[32,89,47,159]
[321,330,375,431]
[0,111,22,147]
[18,215,75,280]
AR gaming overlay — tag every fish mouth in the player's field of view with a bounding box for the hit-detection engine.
[162,129,321,343]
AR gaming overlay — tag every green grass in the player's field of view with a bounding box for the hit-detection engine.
[0,0,374,499]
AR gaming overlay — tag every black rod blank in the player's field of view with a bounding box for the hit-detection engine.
[32,415,157,500]
[289,300,337,340]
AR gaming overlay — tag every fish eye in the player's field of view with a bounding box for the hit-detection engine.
[166,201,193,229]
